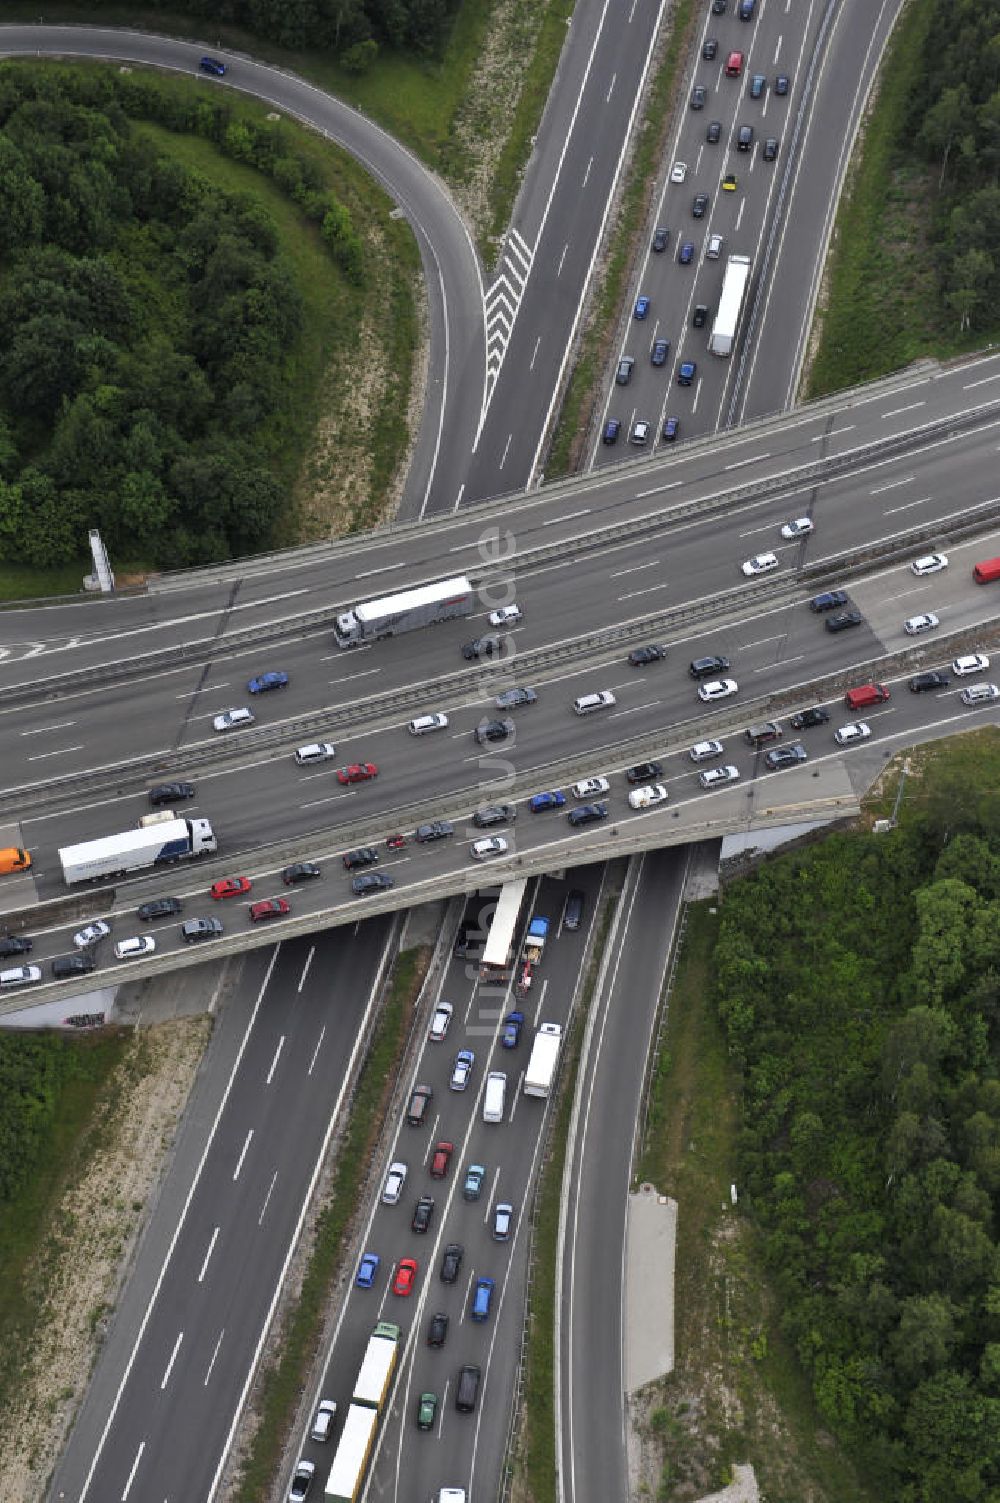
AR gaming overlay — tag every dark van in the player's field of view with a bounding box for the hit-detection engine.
[743,722,781,747]
[563,890,585,932]
[455,1365,481,1413]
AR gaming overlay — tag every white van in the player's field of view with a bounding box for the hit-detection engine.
[137,810,178,829]
[409,713,449,735]
[961,683,1000,706]
[573,691,616,715]
[483,1070,507,1123]
[294,742,336,765]
[0,964,42,988]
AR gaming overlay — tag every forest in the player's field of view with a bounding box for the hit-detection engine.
[716,746,1000,1501]
[0,67,366,568]
[913,0,1000,331]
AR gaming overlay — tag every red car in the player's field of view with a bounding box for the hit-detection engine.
[337,763,378,785]
[386,833,407,850]
[249,898,290,923]
[211,876,252,900]
[393,1257,418,1296]
[430,1141,454,1179]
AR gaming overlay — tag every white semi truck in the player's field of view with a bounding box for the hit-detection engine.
[523,1021,563,1098]
[708,253,752,356]
[333,576,474,648]
[59,817,217,885]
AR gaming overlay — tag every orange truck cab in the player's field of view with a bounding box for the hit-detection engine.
[0,847,32,876]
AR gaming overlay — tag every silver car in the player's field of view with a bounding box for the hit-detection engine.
[382,1161,408,1205]
[73,919,111,950]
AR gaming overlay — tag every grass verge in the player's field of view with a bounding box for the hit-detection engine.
[805,0,994,397]
[233,944,431,1502]
[517,890,618,1502]
[0,1031,131,1419]
[634,901,874,1503]
[545,0,697,478]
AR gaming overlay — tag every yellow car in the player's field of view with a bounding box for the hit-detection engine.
[722,173,738,192]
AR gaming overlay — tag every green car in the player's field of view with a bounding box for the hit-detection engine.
[417,1391,438,1431]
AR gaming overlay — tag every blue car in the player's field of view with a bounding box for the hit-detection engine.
[602,418,621,445]
[199,56,227,75]
[678,242,695,265]
[470,1276,496,1323]
[651,338,670,367]
[633,295,650,320]
[247,670,289,694]
[530,791,566,812]
[501,1010,524,1048]
[677,361,697,386]
[739,0,755,16]
[662,416,680,442]
[357,1252,380,1288]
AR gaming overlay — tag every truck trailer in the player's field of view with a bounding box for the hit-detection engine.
[352,1320,401,1410]
[708,253,752,356]
[523,1022,563,1098]
[59,817,217,885]
[324,1403,378,1503]
[333,576,474,648]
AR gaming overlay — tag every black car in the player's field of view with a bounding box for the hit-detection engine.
[652,226,670,253]
[628,644,667,666]
[693,304,709,328]
[495,686,537,709]
[690,84,707,109]
[352,872,394,896]
[52,953,97,979]
[703,36,718,58]
[440,1242,464,1282]
[563,890,585,931]
[462,635,501,661]
[282,862,322,885]
[775,73,790,95]
[825,610,864,633]
[416,821,454,843]
[427,1311,450,1347]
[692,193,709,218]
[137,896,183,921]
[475,718,515,744]
[199,55,227,75]
[689,654,731,678]
[616,356,635,385]
[909,671,951,693]
[148,781,195,807]
[568,802,608,828]
[412,1195,435,1233]
[706,120,722,144]
[0,934,32,958]
[765,743,808,770]
[789,707,830,730]
[473,804,516,828]
[626,761,663,784]
[736,123,754,151]
[809,590,849,612]
[712,0,726,14]
[343,847,379,870]
[762,137,779,162]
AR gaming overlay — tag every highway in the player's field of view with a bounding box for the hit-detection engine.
[47,918,397,1502]
[594,0,908,456]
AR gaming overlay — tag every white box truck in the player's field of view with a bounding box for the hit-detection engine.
[59,817,217,885]
[708,253,751,356]
[523,1022,562,1098]
[333,576,473,648]
[324,1403,378,1502]
[352,1321,401,1410]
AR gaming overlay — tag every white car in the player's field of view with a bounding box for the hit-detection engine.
[706,232,724,260]
[409,712,449,735]
[698,678,738,702]
[571,777,611,799]
[961,683,1000,706]
[670,160,688,183]
[73,920,111,950]
[911,553,948,576]
[689,739,724,762]
[781,517,814,539]
[630,419,651,444]
[471,835,508,861]
[310,1399,337,1443]
[114,936,156,961]
[952,653,990,676]
[429,1001,453,1041]
[834,721,872,746]
[904,612,940,636]
[213,707,254,732]
[488,604,521,627]
[450,1050,475,1091]
[741,552,779,577]
[294,742,336,765]
[382,1161,408,1205]
[628,783,668,810]
[699,764,740,789]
